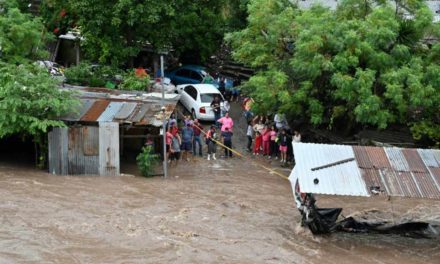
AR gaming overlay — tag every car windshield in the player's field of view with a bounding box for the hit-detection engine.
[200,93,220,103]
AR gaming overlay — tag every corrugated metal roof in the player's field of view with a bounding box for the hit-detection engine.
[114,102,137,120]
[292,143,369,197]
[418,149,440,168]
[80,100,110,121]
[58,86,180,127]
[130,104,150,123]
[385,148,410,172]
[61,99,95,121]
[291,143,440,199]
[97,102,124,122]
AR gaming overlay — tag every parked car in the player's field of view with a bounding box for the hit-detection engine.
[166,65,218,87]
[176,84,224,121]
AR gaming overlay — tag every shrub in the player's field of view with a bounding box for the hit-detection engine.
[64,62,93,85]
[119,71,150,91]
[136,146,160,177]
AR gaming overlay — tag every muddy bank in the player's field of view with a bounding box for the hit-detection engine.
[1,159,439,264]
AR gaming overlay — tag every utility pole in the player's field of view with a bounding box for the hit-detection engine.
[160,54,168,178]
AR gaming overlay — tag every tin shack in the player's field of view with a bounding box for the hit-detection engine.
[48,87,179,176]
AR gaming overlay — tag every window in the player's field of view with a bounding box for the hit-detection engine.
[200,93,220,103]
[184,86,198,100]
[190,71,203,82]
[175,69,192,78]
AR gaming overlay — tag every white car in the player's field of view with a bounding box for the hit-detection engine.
[176,84,224,121]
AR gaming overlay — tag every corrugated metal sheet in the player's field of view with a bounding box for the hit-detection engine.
[114,102,137,120]
[430,168,440,187]
[292,143,369,197]
[384,148,410,172]
[99,122,120,176]
[67,126,99,175]
[48,127,68,175]
[418,149,440,168]
[380,168,405,197]
[97,102,124,122]
[292,143,440,200]
[82,126,99,156]
[61,99,95,121]
[352,146,372,169]
[365,146,391,169]
[402,148,428,173]
[413,172,440,199]
[433,150,440,166]
[80,100,110,121]
[130,104,150,123]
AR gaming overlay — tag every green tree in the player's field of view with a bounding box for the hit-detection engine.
[0,0,51,63]
[228,0,440,145]
[40,0,243,65]
[0,0,79,167]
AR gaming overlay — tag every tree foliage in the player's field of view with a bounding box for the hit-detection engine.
[0,63,78,138]
[0,0,79,166]
[228,0,440,145]
[41,0,233,65]
[0,0,51,63]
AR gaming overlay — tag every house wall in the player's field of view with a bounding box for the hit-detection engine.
[48,123,120,176]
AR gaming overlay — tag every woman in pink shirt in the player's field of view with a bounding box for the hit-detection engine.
[217,112,234,132]
[262,125,271,156]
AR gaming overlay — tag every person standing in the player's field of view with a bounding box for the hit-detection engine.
[170,133,181,166]
[246,121,253,152]
[218,76,226,97]
[222,98,230,117]
[192,119,203,157]
[279,129,288,164]
[217,112,234,132]
[206,125,218,160]
[262,125,271,157]
[210,96,222,128]
[221,127,233,158]
[293,130,301,143]
[181,123,194,161]
[274,112,286,130]
[165,127,174,163]
[269,125,278,159]
[253,131,262,156]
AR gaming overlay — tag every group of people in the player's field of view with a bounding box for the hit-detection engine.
[246,114,301,165]
[164,110,236,165]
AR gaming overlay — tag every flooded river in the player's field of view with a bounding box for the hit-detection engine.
[1,158,439,263]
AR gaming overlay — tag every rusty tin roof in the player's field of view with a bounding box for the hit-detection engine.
[59,86,179,127]
[290,143,440,199]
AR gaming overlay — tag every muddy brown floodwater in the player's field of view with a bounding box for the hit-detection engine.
[1,102,440,263]
[1,158,439,264]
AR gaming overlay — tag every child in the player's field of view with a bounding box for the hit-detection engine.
[262,125,271,156]
[246,121,253,152]
[253,131,262,155]
[269,125,278,159]
[279,129,288,163]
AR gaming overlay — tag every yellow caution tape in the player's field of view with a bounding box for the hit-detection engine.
[174,109,290,181]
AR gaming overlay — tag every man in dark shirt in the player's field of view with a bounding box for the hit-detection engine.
[192,119,203,157]
[221,127,233,158]
[218,76,226,96]
[210,96,222,128]
[181,123,194,161]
